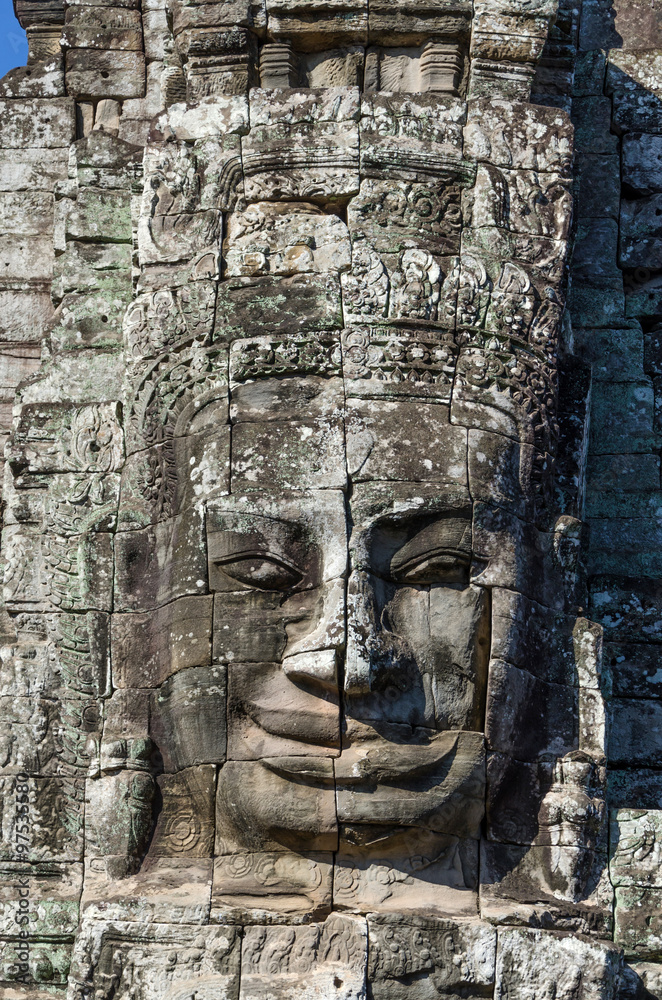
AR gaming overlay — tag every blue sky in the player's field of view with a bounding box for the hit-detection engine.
[0,0,28,79]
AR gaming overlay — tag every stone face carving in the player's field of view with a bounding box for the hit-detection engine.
[0,0,651,995]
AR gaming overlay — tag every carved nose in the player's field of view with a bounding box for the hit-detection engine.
[282,578,345,694]
[282,649,339,692]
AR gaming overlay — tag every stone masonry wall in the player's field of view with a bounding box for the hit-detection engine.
[2,0,662,996]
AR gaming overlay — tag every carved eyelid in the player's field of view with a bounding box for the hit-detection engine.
[389,518,472,577]
[214,550,303,575]
[391,546,471,579]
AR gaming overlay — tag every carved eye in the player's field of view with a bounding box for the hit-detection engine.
[391,550,470,586]
[215,554,303,591]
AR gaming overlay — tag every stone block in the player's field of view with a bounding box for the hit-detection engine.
[0,59,65,100]
[470,165,572,241]
[1,961,72,992]
[568,279,626,329]
[141,5,168,60]
[0,236,53,282]
[610,698,662,767]
[487,753,546,845]
[608,641,662,699]
[69,920,239,998]
[9,401,124,475]
[481,841,613,934]
[345,398,467,484]
[623,132,662,195]
[588,518,662,577]
[620,961,662,999]
[113,509,208,612]
[64,49,146,100]
[214,273,342,340]
[118,430,231,529]
[150,97,250,141]
[151,765,216,857]
[71,130,143,188]
[627,278,662,322]
[611,809,662,888]
[216,758,338,854]
[212,590,295,663]
[486,660,578,760]
[574,325,645,382]
[238,916,367,998]
[608,49,662,93]
[589,381,657,453]
[466,430,536,515]
[227,660,340,759]
[611,0,662,50]
[572,96,618,154]
[65,187,131,243]
[244,92,360,199]
[609,769,662,810]
[231,414,347,490]
[53,241,132,300]
[0,99,75,149]
[223,200,350,277]
[336,728,485,840]
[62,4,143,50]
[573,49,607,97]
[0,775,84,862]
[0,149,67,191]
[0,289,54,343]
[171,0,265,34]
[0,346,42,395]
[49,287,132,350]
[0,192,53,237]
[590,576,662,644]
[586,491,662,519]
[572,219,620,281]
[490,588,577,685]
[151,665,227,772]
[615,885,662,958]
[344,567,488,731]
[368,915,495,1000]
[0,858,81,942]
[211,850,333,919]
[494,928,621,999]
[621,195,662,269]
[472,503,562,609]
[464,97,572,172]
[613,87,662,135]
[360,92,466,177]
[266,0,368,47]
[3,524,114,613]
[575,154,620,220]
[111,595,213,688]
[333,840,479,918]
[347,178,461,259]
[125,344,229,454]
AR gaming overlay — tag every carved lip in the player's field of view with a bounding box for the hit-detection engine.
[246,701,339,746]
[261,730,484,784]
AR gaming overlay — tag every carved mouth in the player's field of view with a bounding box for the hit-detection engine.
[257,730,486,841]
